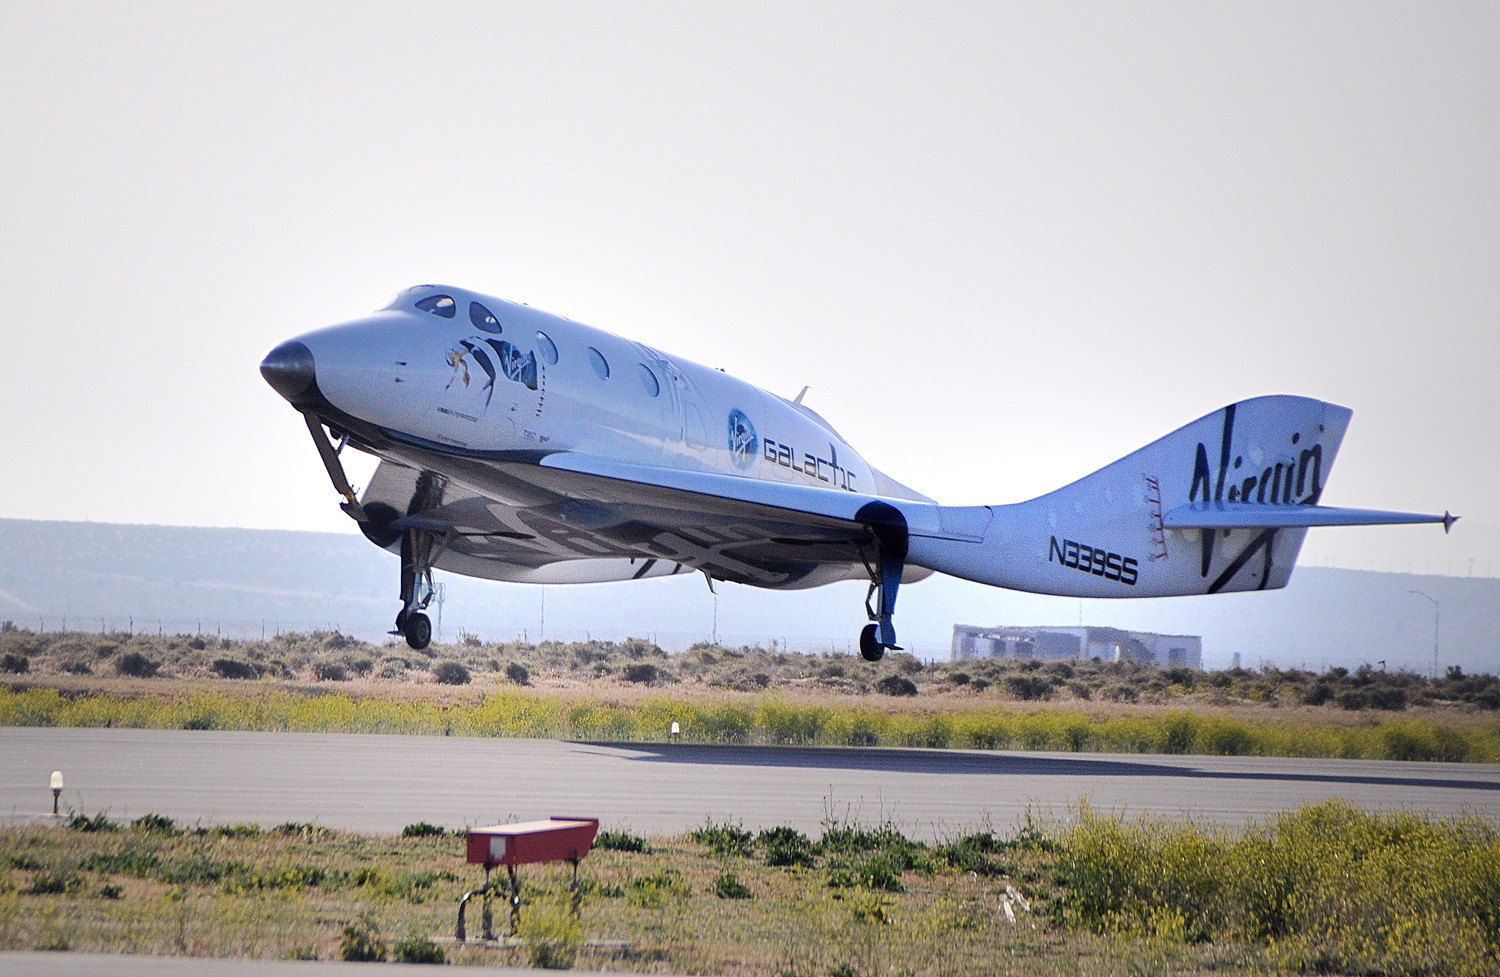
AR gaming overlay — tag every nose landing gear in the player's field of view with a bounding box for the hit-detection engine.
[386,472,452,652]
[393,526,441,650]
[856,502,908,663]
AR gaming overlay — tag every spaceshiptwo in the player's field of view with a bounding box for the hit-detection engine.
[261,284,1455,658]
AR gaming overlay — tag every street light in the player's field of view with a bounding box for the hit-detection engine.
[50,770,63,816]
[1409,590,1440,679]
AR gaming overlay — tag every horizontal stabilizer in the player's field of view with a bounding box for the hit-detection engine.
[1164,503,1458,533]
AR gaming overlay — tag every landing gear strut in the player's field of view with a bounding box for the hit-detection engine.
[394,528,439,651]
[388,473,451,652]
[856,502,909,662]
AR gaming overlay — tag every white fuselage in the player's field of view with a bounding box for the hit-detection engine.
[301,285,893,503]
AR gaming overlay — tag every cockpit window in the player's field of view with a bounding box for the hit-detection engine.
[469,301,501,333]
[415,294,456,318]
[587,346,610,380]
[536,331,558,365]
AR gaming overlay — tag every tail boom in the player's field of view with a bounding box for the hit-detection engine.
[906,396,1453,599]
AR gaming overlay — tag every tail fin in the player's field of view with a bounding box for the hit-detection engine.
[907,396,1453,598]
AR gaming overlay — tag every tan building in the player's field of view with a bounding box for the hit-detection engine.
[950,624,1202,669]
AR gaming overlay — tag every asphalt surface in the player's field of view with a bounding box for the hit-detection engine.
[3,728,1498,837]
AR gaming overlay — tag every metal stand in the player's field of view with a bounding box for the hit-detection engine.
[507,865,522,936]
[455,866,497,943]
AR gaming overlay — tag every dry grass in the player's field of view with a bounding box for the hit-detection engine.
[2,801,1494,976]
[3,681,1498,764]
[4,629,1500,763]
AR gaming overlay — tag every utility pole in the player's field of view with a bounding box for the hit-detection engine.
[1409,590,1439,679]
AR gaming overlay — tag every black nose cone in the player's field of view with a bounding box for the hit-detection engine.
[260,340,317,404]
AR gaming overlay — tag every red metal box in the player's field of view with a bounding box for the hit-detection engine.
[465,817,600,867]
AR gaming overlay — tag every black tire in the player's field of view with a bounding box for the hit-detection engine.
[404,612,432,650]
[859,623,885,662]
[394,609,408,633]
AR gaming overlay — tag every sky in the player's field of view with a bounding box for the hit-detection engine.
[1,1,1496,586]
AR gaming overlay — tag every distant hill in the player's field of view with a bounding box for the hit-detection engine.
[0,518,1495,672]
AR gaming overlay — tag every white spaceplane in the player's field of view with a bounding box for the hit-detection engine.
[261,284,1454,657]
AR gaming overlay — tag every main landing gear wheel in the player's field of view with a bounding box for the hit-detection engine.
[403,612,432,651]
[394,609,408,634]
[859,624,885,662]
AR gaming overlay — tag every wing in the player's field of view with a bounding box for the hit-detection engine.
[356,452,939,589]
[1163,501,1456,531]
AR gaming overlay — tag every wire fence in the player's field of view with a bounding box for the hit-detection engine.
[5,613,883,657]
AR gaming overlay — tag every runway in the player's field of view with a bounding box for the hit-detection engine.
[3,728,1497,838]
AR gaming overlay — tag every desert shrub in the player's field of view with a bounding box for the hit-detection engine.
[432,660,471,685]
[691,820,754,858]
[1159,713,1196,754]
[595,829,648,852]
[827,855,904,892]
[875,675,917,697]
[115,652,158,677]
[211,658,258,679]
[350,657,374,676]
[27,868,85,895]
[393,934,445,963]
[187,637,206,650]
[895,655,924,675]
[340,913,386,962]
[505,661,530,685]
[0,653,28,673]
[626,867,690,907]
[59,658,92,674]
[400,822,447,838]
[1303,683,1334,706]
[1005,675,1053,701]
[312,661,348,682]
[715,870,753,899]
[949,671,970,685]
[131,813,179,835]
[932,831,1004,873]
[1161,666,1193,686]
[623,663,659,684]
[1058,799,1500,973]
[520,904,582,968]
[67,812,119,833]
[759,826,815,868]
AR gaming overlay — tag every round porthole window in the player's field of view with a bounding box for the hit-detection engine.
[587,346,610,380]
[536,331,559,365]
[637,364,660,397]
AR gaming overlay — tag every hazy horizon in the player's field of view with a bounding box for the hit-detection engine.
[3,517,1496,673]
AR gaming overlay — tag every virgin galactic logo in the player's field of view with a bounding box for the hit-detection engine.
[727,409,759,470]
